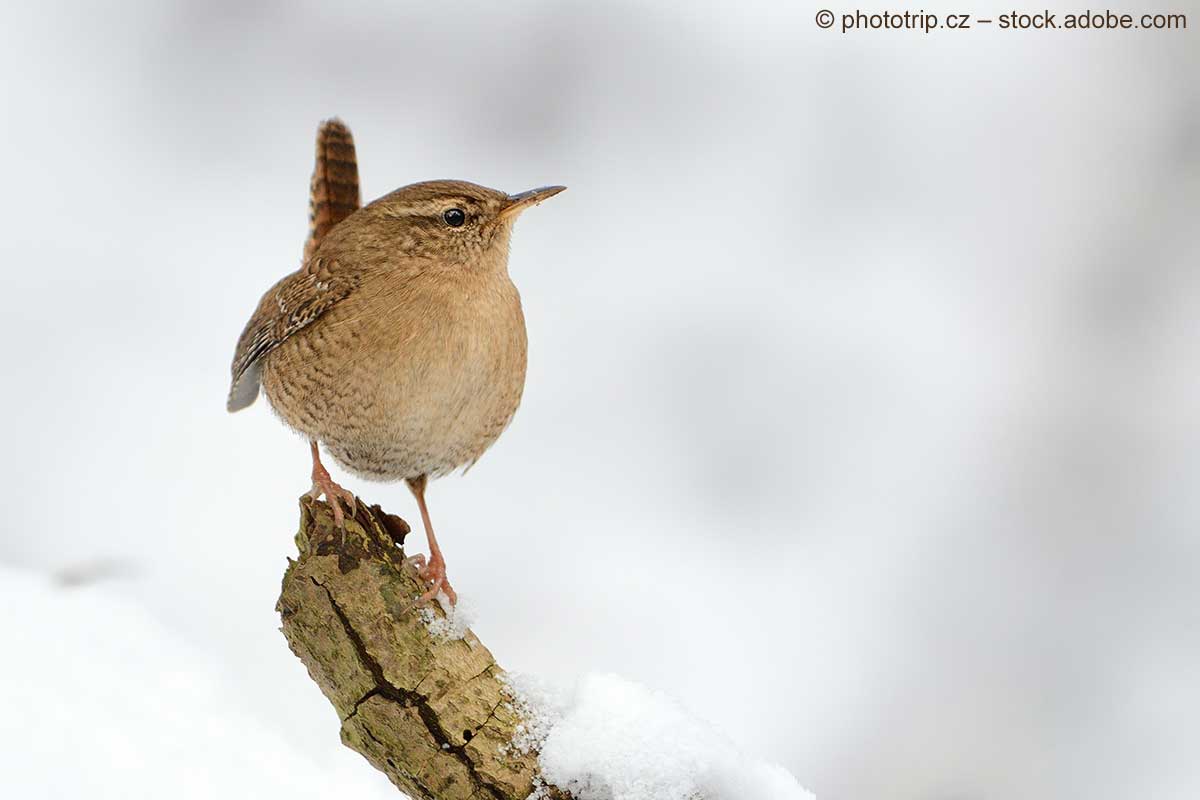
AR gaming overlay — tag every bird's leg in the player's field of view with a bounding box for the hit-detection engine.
[404,474,457,609]
[304,440,356,527]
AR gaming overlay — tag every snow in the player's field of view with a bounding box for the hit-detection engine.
[418,592,476,641]
[1,564,810,800]
[511,672,814,800]
[0,565,394,800]
[500,672,565,757]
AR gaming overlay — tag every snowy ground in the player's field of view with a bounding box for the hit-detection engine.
[3,2,1200,799]
[3,564,811,799]
[518,673,814,800]
[0,565,390,799]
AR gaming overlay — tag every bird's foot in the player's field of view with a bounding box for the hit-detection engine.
[405,552,457,610]
[305,468,356,528]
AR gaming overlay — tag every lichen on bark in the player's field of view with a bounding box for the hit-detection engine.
[277,496,561,799]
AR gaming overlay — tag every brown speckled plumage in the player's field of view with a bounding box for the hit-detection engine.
[303,119,361,264]
[260,223,528,481]
[227,119,563,605]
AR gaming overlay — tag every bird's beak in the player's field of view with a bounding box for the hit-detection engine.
[499,185,566,221]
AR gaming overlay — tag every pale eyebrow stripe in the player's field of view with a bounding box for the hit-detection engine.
[389,196,479,214]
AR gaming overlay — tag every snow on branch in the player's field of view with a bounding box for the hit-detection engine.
[278,497,811,800]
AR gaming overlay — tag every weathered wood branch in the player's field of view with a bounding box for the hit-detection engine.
[277,496,565,799]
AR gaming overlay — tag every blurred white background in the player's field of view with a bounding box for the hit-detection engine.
[1,1,1198,798]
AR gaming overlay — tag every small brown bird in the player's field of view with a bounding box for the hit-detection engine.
[228,119,563,606]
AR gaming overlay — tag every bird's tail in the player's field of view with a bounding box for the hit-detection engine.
[303,118,361,263]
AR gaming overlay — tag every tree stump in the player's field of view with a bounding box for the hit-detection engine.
[277,496,565,799]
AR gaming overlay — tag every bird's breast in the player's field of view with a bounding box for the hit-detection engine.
[264,270,528,480]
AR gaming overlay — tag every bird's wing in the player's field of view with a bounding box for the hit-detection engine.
[228,118,363,413]
[226,257,359,412]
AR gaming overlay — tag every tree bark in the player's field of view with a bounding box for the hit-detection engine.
[277,496,563,799]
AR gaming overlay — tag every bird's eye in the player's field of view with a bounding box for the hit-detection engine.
[443,208,466,227]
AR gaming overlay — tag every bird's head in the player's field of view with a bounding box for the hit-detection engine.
[362,180,565,268]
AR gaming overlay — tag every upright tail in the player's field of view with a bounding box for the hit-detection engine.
[303,118,361,263]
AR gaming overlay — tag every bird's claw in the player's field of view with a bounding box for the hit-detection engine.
[306,474,356,528]
[403,552,457,612]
